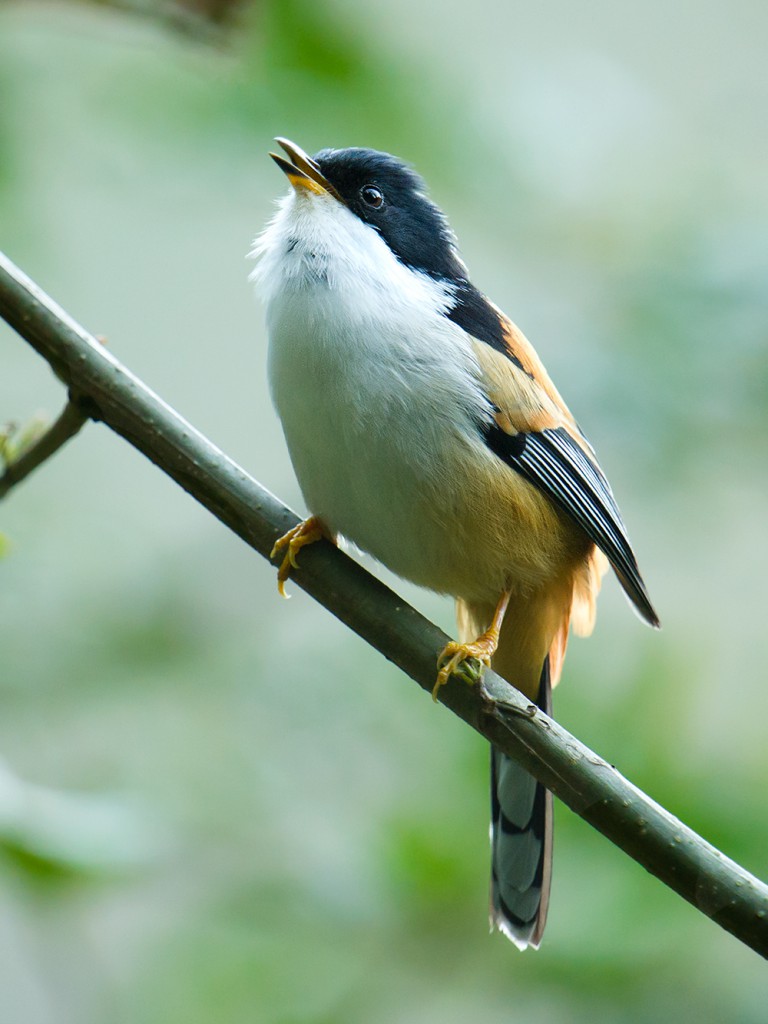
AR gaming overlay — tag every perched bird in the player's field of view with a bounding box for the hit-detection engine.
[251,138,659,950]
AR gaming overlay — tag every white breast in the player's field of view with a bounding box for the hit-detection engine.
[252,190,493,591]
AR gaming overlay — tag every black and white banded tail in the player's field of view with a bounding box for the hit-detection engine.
[489,657,553,949]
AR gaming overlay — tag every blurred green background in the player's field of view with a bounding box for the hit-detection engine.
[1,0,767,1020]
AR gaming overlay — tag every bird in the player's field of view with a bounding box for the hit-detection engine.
[251,137,659,950]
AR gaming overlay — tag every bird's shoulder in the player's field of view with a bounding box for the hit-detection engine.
[447,286,584,446]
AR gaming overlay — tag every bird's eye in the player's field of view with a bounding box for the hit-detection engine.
[360,185,384,208]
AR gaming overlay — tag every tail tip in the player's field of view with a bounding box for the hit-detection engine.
[490,909,543,951]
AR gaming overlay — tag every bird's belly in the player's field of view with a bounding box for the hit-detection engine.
[290,427,456,591]
[268,307,585,603]
[272,358,466,592]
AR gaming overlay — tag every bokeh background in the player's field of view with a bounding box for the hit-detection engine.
[1,1,767,1020]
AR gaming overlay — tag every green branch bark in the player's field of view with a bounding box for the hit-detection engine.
[1,249,767,957]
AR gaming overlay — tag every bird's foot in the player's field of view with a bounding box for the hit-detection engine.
[270,516,328,597]
[434,634,498,701]
[433,590,512,701]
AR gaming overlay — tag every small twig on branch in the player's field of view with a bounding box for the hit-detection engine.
[1,249,767,957]
[0,399,88,500]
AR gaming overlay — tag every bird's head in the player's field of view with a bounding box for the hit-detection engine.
[261,138,467,286]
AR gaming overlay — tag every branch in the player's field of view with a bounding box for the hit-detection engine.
[0,399,88,500]
[1,249,766,957]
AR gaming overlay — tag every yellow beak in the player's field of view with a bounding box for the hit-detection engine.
[269,138,341,201]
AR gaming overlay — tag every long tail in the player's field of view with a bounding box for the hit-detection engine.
[489,656,553,950]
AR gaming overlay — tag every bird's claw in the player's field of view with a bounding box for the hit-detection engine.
[270,516,326,597]
[433,641,493,701]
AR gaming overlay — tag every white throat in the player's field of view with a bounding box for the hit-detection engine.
[251,189,454,315]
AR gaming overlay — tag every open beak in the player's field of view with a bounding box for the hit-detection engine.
[269,138,341,201]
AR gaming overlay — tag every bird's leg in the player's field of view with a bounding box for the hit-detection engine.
[433,589,512,701]
[270,516,330,597]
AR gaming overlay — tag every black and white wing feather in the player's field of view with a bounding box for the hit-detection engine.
[483,421,659,627]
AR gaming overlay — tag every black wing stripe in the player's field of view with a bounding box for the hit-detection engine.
[525,437,641,591]
[521,432,657,625]
[540,431,643,583]
[519,438,622,557]
[521,439,622,553]
[483,423,659,627]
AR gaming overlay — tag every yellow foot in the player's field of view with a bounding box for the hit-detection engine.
[270,516,327,597]
[434,636,496,700]
[433,590,512,701]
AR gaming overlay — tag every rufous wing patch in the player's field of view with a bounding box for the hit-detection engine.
[496,313,579,430]
[472,339,566,436]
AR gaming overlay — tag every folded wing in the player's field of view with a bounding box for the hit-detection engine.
[457,291,659,628]
[482,419,659,627]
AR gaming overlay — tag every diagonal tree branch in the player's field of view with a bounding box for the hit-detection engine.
[1,249,767,957]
